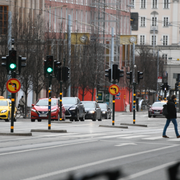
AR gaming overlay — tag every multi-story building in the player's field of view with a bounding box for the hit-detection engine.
[131,0,180,91]
[0,0,132,111]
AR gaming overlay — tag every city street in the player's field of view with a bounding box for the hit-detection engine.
[0,111,180,180]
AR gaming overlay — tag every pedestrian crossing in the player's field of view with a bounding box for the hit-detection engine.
[34,130,180,142]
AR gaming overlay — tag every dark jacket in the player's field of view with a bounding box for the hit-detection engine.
[166,99,177,119]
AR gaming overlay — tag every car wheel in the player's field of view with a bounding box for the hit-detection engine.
[38,119,42,122]
[5,112,10,122]
[92,113,96,121]
[105,114,108,119]
[31,119,35,122]
[70,118,73,121]
[153,115,156,118]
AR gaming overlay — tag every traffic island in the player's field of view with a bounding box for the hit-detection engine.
[31,129,67,133]
[120,123,147,127]
[0,132,32,136]
[99,125,128,129]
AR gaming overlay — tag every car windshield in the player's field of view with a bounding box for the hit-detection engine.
[152,102,165,108]
[62,98,77,105]
[82,102,95,108]
[36,99,57,106]
[0,101,8,106]
[99,104,107,109]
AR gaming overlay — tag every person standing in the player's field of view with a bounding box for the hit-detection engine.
[19,96,25,115]
[162,95,180,138]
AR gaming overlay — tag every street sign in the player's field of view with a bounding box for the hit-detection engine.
[158,76,162,83]
[109,84,120,96]
[6,78,21,93]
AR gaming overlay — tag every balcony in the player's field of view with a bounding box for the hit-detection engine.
[150,26,158,34]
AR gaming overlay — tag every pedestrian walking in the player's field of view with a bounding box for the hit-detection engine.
[19,96,25,116]
[162,95,180,138]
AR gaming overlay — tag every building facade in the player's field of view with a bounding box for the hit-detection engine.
[131,0,180,91]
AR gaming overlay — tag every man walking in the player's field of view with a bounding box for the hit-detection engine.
[162,95,180,138]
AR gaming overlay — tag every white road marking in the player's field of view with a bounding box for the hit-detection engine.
[119,161,176,180]
[115,143,137,147]
[22,144,179,180]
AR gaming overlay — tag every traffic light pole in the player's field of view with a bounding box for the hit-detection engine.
[133,82,136,124]
[59,80,63,121]
[112,95,115,126]
[10,71,16,132]
[48,75,52,130]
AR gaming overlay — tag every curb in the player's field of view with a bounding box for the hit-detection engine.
[52,121,72,123]
[120,123,147,127]
[0,132,32,136]
[99,125,128,129]
[31,129,67,133]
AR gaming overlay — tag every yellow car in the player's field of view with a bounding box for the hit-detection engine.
[0,98,17,122]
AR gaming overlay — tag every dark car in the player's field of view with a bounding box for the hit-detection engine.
[148,101,167,118]
[98,103,111,119]
[62,97,86,121]
[82,101,102,121]
[31,98,66,122]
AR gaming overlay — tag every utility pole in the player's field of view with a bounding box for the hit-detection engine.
[67,14,71,97]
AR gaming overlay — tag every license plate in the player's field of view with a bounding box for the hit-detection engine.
[39,114,47,117]
[154,112,160,114]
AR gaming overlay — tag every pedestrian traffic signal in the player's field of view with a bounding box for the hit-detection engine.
[105,68,111,82]
[9,50,17,70]
[137,71,143,84]
[18,56,26,75]
[46,55,53,74]
[126,71,132,84]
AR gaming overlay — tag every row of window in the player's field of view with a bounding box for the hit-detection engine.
[132,0,170,9]
[140,35,168,45]
[140,16,170,27]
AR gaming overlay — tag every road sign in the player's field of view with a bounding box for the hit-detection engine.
[109,84,120,96]
[6,78,21,93]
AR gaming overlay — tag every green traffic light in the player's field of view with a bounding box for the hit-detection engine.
[47,67,53,73]
[9,63,16,70]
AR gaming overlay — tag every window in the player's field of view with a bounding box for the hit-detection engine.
[162,54,167,60]
[163,35,168,45]
[152,0,157,8]
[163,17,169,27]
[141,0,146,9]
[152,35,156,46]
[0,5,8,35]
[140,35,145,45]
[140,17,145,27]
[164,0,169,9]
[152,17,157,26]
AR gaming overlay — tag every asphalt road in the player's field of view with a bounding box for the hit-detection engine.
[0,111,180,180]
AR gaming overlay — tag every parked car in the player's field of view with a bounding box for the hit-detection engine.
[82,101,102,121]
[98,103,111,119]
[31,98,65,122]
[148,101,167,118]
[62,97,86,121]
[0,98,17,122]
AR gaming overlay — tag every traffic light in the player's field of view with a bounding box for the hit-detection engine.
[126,71,132,84]
[112,64,124,82]
[46,55,54,74]
[62,66,70,82]
[175,82,179,91]
[18,56,26,75]
[137,71,143,84]
[1,55,9,73]
[54,60,61,78]
[161,84,165,90]
[9,50,17,70]
[105,68,111,82]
